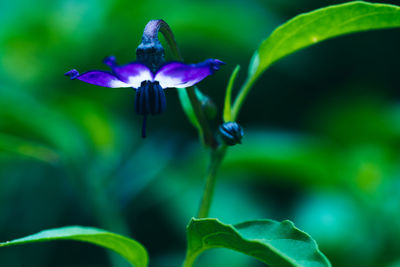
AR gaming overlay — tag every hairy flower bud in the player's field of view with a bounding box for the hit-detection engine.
[136,20,166,71]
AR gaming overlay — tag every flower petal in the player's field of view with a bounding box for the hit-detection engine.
[112,63,153,88]
[104,56,118,67]
[64,69,130,88]
[154,59,225,88]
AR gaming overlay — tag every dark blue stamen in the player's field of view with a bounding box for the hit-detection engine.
[144,82,151,113]
[134,81,166,138]
[135,81,166,115]
[153,83,160,114]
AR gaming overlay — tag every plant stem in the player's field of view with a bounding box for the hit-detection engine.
[197,146,227,218]
[183,146,226,266]
[145,19,218,147]
[144,20,231,264]
[142,19,222,217]
[182,250,204,267]
[182,256,195,267]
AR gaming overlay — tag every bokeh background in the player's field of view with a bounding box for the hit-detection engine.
[0,0,400,266]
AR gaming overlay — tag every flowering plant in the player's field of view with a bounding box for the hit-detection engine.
[1,2,400,267]
[65,57,224,137]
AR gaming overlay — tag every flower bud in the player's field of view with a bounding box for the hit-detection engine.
[219,121,244,146]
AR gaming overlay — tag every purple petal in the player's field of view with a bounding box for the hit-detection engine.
[104,56,117,67]
[64,69,130,88]
[154,59,225,88]
[112,63,153,88]
[65,69,79,79]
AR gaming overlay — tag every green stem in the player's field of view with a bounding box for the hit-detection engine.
[148,20,218,147]
[197,146,227,218]
[144,19,231,265]
[182,250,204,267]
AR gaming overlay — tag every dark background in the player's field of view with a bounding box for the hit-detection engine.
[0,0,399,266]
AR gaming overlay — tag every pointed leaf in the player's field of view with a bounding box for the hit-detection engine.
[223,65,240,122]
[177,87,201,130]
[185,218,330,267]
[232,1,400,119]
[0,226,148,267]
[250,1,400,78]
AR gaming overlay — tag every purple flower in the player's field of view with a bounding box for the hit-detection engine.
[65,57,224,137]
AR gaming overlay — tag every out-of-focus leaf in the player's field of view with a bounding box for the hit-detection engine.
[59,98,118,153]
[0,132,59,163]
[222,131,339,185]
[233,1,400,118]
[0,226,148,267]
[0,88,88,163]
[185,218,330,267]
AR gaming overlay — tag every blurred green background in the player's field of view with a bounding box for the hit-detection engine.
[0,0,400,266]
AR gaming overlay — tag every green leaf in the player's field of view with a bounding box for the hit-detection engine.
[184,218,331,267]
[251,1,400,78]
[232,1,400,119]
[177,87,201,130]
[223,65,240,122]
[0,226,148,267]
